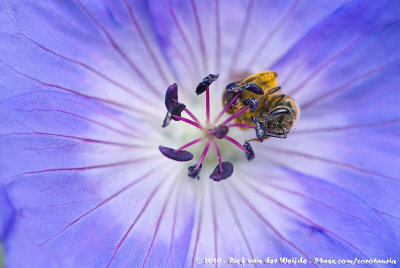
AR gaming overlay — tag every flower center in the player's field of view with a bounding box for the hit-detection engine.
[159,72,299,181]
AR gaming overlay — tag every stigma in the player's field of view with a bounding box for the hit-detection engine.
[158,72,298,181]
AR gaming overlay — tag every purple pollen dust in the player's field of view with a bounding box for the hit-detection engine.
[159,74,255,181]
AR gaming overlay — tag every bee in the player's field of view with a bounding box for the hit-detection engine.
[222,71,299,141]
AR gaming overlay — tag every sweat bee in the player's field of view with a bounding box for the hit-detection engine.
[222,71,299,141]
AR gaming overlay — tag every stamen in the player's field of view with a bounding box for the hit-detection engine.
[243,97,258,112]
[220,104,251,126]
[206,85,210,124]
[195,141,211,170]
[160,71,297,181]
[165,83,179,110]
[224,136,250,154]
[171,115,202,129]
[177,138,203,152]
[225,81,240,92]
[237,83,264,95]
[212,140,223,172]
[188,164,202,180]
[214,92,241,124]
[196,74,219,95]
[184,108,202,126]
[210,162,233,181]
[159,146,193,161]
[243,142,255,161]
[162,103,186,127]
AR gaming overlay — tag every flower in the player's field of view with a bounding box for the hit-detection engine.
[1,0,400,267]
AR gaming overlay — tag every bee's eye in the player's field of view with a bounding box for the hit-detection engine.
[270,107,289,116]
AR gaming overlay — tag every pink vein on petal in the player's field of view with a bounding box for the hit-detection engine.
[18,156,157,178]
[15,108,142,139]
[243,181,369,258]
[141,179,180,268]
[248,173,365,222]
[75,0,162,98]
[292,119,400,135]
[38,167,160,246]
[265,146,400,183]
[190,187,205,268]
[221,185,257,268]
[106,173,170,268]
[3,132,148,149]
[210,187,219,268]
[0,60,159,120]
[227,0,255,77]
[167,0,201,74]
[19,32,157,106]
[123,0,173,84]
[190,0,208,72]
[230,182,318,268]
[165,182,184,267]
[301,58,400,110]
[245,0,301,70]
[215,0,221,71]
[288,20,399,96]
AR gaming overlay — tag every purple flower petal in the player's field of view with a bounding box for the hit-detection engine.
[1,0,400,267]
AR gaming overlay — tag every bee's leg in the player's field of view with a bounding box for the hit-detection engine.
[265,131,287,139]
[267,86,281,95]
[270,94,285,106]
[245,138,263,143]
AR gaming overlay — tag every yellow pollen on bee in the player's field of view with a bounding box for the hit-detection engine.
[233,71,279,126]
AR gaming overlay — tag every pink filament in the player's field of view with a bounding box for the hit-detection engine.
[214,92,241,124]
[176,137,203,152]
[220,105,250,126]
[184,108,202,126]
[196,141,211,170]
[206,86,210,124]
[172,115,202,129]
[224,136,249,154]
[213,140,223,172]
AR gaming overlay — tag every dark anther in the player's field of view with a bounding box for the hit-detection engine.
[243,97,258,112]
[210,162,234,181]
[159,146,194,161]
[188,164,202,180]
[251,116,266,142]
[212,125,229,139]
[243,142,255,161]
[165,83,179,110]
[267,86,281,95]
[162,103,186,127]
[225,81,240,93]
[270,107,290,116]
[237,84,264,95]
[196,74,219,95]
